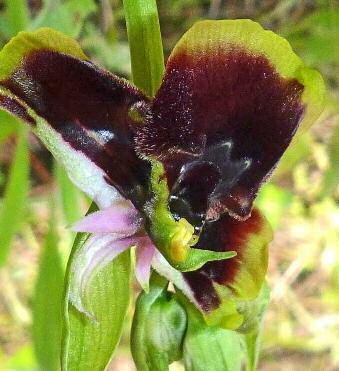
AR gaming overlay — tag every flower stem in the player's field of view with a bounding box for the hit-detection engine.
[123,0,165,96]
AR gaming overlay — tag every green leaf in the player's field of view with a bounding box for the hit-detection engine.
[243,283,270,371]
[0,15,12,40]
[131,274,187,371]
[61,219,132,371]
[32,205,64,371]
[31,0,97,38]
[181,295,243,371]
[123,0,164,96]
[56,163,83,225]
[0,110,20,142]
[0,125,29,266]
[5,0,29,36]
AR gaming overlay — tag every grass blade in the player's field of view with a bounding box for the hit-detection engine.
[0,111,20,143]
[32,203,64,371]
[56,163,83,225]
[0,125,29,266]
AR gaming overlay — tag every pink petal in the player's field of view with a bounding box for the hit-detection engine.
[72,202,142,235]
[135,238,156,292]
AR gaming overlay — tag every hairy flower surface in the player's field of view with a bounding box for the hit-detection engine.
[0,20,324,328]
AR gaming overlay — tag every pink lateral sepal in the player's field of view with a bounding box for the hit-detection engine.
[71,202,142,236]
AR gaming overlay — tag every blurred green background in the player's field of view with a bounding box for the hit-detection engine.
[0,0,338,370]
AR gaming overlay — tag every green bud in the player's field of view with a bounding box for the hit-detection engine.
[131,274,187,371]
[181,296,244,371]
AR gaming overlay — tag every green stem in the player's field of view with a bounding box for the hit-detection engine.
[123,0,165,96]
[123,3,171,369]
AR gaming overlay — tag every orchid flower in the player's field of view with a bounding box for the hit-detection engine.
[0,20,324,329]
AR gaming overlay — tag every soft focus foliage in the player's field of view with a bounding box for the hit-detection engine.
[0,0,338,370]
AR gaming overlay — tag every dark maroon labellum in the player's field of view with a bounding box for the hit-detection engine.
[136,48,305,223]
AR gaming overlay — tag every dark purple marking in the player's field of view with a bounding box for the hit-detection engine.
[0,94,36,126]
[1,50,151,208]
[169,161,220,231]
[183,209,263,311]
[137,48,305,221]
[184,271,220,312]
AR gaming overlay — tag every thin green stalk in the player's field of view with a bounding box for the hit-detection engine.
[123,0,165,96]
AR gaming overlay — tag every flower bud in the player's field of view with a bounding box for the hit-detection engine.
[131,275,187,370]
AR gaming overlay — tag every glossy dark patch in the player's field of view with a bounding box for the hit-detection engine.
[169,161,220,231]
[183,209,263,311]
[137,48,305,221]
[2,50,151,208]
[0,94,36,126]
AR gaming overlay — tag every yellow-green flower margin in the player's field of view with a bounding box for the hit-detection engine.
[0,28,88,80]
[205,214,272,330]
[171,19,325,136]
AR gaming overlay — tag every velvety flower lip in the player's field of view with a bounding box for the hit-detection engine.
[0,27,236,271]
[136,20,324,230]
[133,20,323,270]
[0,22,325,226]
[137,47,305,223]
[0,21,325,327]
